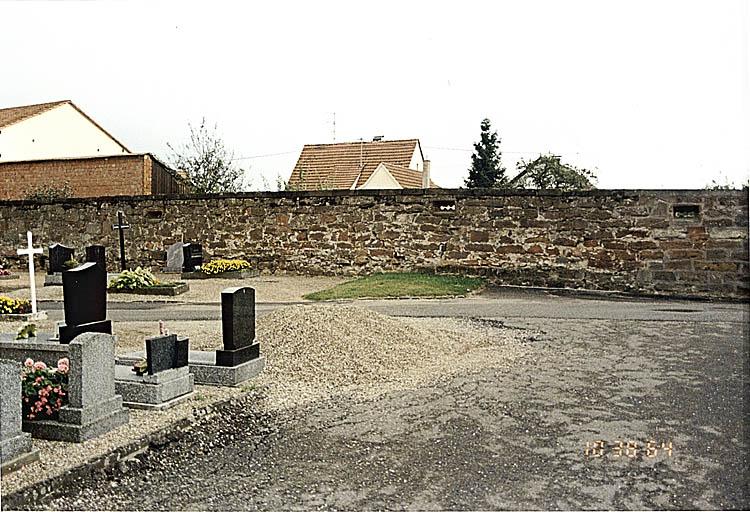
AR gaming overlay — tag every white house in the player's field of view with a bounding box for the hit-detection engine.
[288,138,437,190]
[0,100,130,162]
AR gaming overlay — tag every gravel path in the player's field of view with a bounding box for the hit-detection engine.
[0,306,533,501]
[10,312,748,510]
[0,272,347,304]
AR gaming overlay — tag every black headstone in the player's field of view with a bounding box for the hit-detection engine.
[182,243,203,272]
[58,262,112,344]
[48,243,75,274]
[215,286,259,367]
[85,245,107,271]
[145,334,189,374]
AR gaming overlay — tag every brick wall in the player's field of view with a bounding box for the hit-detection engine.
[0,189,747,299]
[0,154,187,200]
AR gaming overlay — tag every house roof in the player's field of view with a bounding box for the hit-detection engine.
[289,139,422,190]
[0,100,130,152]
[378,163,439,189]
[0,100,68,129]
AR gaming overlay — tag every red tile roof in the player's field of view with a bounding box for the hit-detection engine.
[289,139,421,190]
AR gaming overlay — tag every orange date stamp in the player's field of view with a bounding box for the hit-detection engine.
[584,440,673,458]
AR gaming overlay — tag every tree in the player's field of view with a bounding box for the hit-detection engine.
[465,118,508,188]
[510,154,596,191]
[167,118,245,194]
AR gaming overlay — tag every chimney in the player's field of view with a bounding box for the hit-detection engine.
[422,160,431,188]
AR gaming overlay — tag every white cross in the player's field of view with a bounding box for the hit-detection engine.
[16,231,43,314]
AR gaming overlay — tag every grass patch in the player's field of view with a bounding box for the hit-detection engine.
[304,273,485,301]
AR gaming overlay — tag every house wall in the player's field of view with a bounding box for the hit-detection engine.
[0,103,128,162]
[408,145,424,173]
[0,155,147,200]
[0,189,747,299]
[359,165,403,189]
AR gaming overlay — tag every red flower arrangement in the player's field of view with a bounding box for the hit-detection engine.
[21,357,69,420]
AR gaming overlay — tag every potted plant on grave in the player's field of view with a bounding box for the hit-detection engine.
[62,258,79,270]
[107,267,189,296]
[199,259,257,278]
[0,265,17,280]
[21,357,69,421]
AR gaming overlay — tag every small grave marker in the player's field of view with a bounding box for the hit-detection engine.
[47,244,75,275]
[112,211,130,272]
[182,243,203,272]
[85,245,106,271]
[16,231,43,314]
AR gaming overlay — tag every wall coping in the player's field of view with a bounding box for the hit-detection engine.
[0,187,747,207]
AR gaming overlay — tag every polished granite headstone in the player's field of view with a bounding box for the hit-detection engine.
[59,262,112,344]
[115,334,193,410]
[217,287,260,366]
[85,245,106,271]
[182,243,203,272]
[48,244,75,274]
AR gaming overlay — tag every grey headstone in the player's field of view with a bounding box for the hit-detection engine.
[0,359,36,465]
[165,242,184,273]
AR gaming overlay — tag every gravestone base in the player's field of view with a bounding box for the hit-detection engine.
[58,320,112,344]
[44,272,63,286]
[22,397,129,443]
[216,343,260,366]
[1,444,40,476]
[115,365,195,410]
[118,351,265,387]
[189,351,265,387]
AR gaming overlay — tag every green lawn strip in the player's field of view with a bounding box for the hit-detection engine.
[303,273,485,301]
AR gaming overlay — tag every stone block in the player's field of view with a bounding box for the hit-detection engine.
[0,359,39,473]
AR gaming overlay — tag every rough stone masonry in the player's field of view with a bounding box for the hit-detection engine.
[0,188,747,299]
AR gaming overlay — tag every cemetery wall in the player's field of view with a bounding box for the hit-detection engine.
[0,189,748,299]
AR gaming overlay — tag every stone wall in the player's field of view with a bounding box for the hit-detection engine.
[0,189,747,299]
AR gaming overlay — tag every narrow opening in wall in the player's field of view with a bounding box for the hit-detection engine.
[145,210,163,220]
[673,204,700,219]
[433,200,456,212]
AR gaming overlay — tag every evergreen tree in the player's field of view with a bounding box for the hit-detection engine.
[465,118,507,188]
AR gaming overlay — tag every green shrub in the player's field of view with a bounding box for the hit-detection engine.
[62,258,79,269]
[108,267,158,291]
[201,259,251,275]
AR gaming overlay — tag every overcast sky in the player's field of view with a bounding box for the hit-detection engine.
[3,0,748,190]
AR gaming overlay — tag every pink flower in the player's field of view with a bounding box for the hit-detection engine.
[35,376,42,384]
[33,361,47,371]
[24,358,34,367]
[57,358,69,373]
[28,413,35,420]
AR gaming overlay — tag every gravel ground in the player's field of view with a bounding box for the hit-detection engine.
[12,314,747,511]
[0,272,347,304]
[0,305,534,502]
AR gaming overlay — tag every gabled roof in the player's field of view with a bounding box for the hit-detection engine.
[378,162,439,188]
[289,139,422,190]
[0,100,68,129]
[0,100,130,152]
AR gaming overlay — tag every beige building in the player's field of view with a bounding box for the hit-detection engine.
[288,138,437,190]
[0,100,130,162]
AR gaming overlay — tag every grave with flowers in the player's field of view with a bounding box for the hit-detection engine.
[0,264,19,280]
[0,253,128,442]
